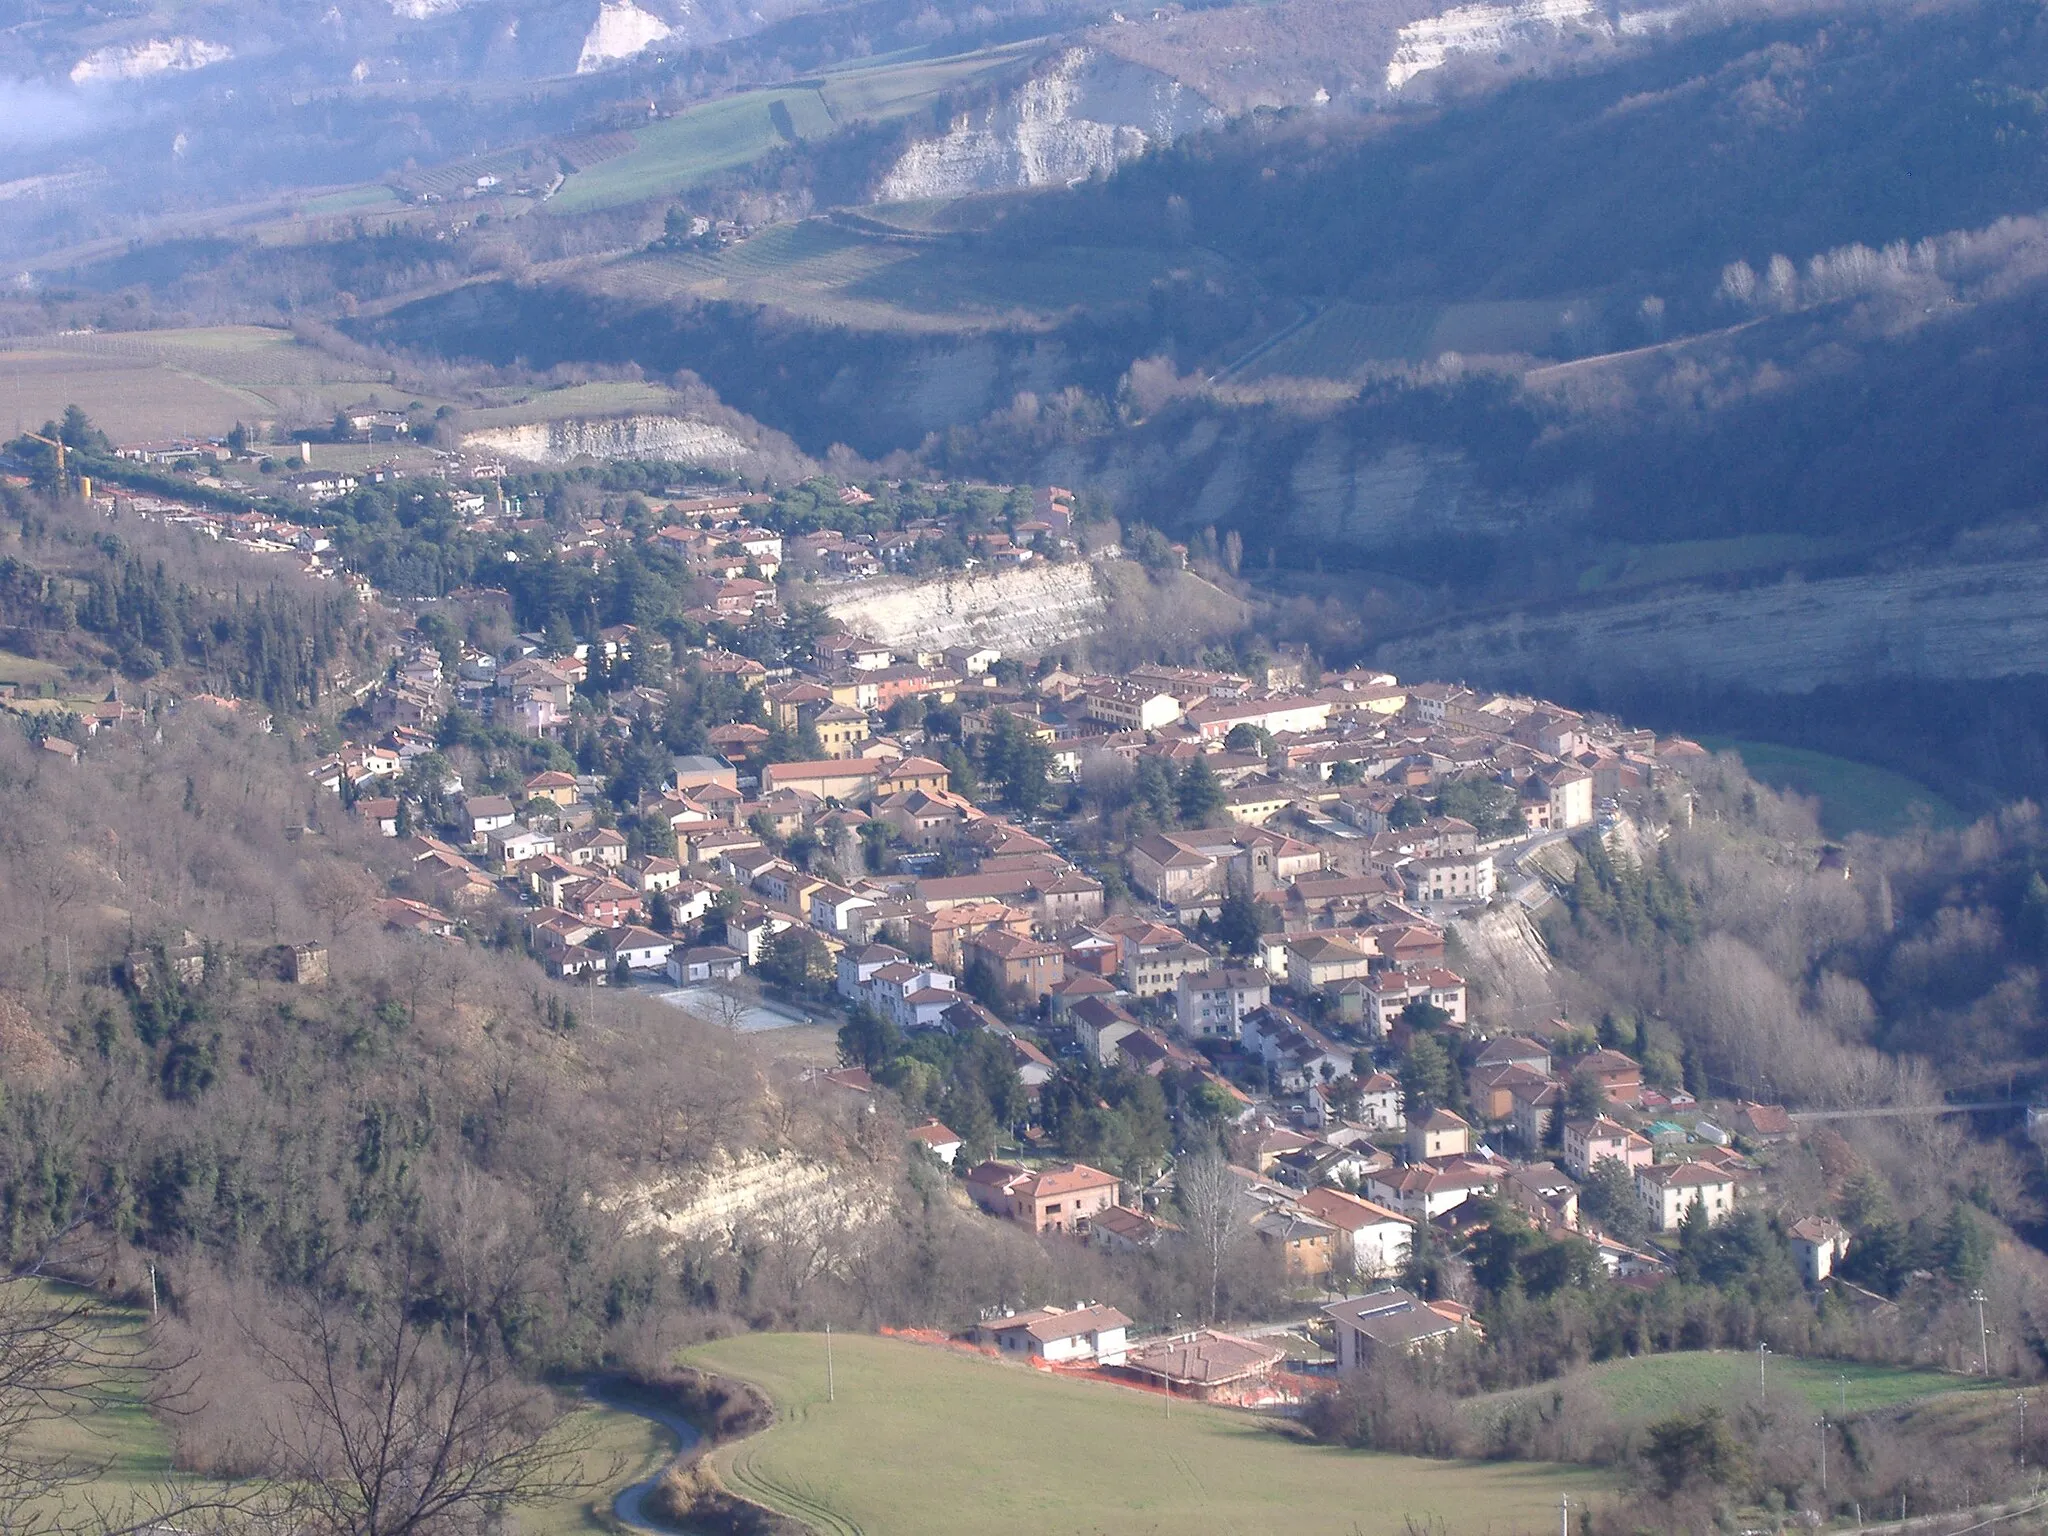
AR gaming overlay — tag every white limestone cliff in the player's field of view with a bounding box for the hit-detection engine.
[875,46,1223,201]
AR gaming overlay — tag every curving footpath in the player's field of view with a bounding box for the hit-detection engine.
[583,1380,704,1534]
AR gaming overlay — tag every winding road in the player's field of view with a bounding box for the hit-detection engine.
[583,1381,703,1534]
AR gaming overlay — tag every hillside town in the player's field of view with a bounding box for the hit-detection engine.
[3,429,1856,1386]
[276,475,1848,1382]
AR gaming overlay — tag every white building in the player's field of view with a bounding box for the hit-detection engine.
[1296,1187,1412,1280]
[1634,1161,1736,1233]
[975,1304,1131,1366]
[1176,967,1271,1039]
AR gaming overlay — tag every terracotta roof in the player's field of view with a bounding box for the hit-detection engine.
[1022,1162,1120,1198]
[1122,1330,1282,1387]
[1296,1186,1409,1232]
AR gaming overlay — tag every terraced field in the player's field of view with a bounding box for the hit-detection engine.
[689,1330,1608,1536]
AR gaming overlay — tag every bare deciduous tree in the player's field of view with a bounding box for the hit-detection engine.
[0,1269,265,1536]
[1174,1150,1240,1326]
[248,1271,611,1536]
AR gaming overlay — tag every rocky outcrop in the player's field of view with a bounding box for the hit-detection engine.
[875,47,1222,201]
[821,561,1108,654]
[1448,904,1557,1023]
[1386,0,1597,89]
[575,0,672,72]
[462,414,753,467]
[1289,437,1586,545]
[1376,556,2048,694]
[70,37,231,83]
[614,1148,892,1249]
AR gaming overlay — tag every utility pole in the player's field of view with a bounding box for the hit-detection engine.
[1559,1494,1568,1536]
[1839,1373,1848,1416]
[1817,1416,1827,1498]
[1972,1289,1991,1376]
[825,1322,834,1403]
[2020,1392,2029,1474]
[1759,1341,1771,1406]
[147,1264,158,1318]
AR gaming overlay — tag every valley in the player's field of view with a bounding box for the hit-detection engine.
[9,0,2048,1532]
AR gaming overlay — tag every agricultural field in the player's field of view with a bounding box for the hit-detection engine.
[0,649,73,690]
[1472,1352,1993,1432]
[516,1399,677,1536]
[298,185,403,216]
[812,42,1040,120]
[687,1330,1608,1536]
[547,89,840,215]
[546,42,1042,216]
[0,327,405,443]
[601,218,1232,331]
[1699,738,1964,838]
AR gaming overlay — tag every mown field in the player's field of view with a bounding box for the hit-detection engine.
[688,1330,1609,1536]
[1699,738,1963,838]
[547,42,1042,216]
[600,218,1230,330]
[1471,1351,1992,1430]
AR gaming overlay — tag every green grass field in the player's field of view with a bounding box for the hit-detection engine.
[8,1275,669,1536]
[1474,1352,1991,1430]
[687,1331,1608,1536]
[548,88,839,214]
[300,185,403,216]
[0,650,68,687]
[516,1400,676,1536]
[547,43,1039,216]
[605,218,1227,330]
[1699,737,1963,837]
